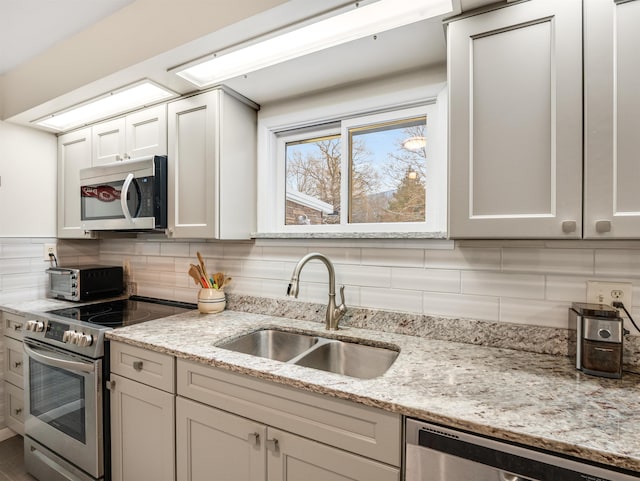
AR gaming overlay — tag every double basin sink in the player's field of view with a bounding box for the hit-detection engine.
[217,329,399,379]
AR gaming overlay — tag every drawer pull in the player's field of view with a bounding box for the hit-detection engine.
[13,324,22,331]
[14,361,22,368]
[266,438,279,453]
[133,361,144,371]
[248,432,260,446]
[14,408,22,415]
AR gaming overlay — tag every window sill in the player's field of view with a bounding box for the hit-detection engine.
[252,231,448,240]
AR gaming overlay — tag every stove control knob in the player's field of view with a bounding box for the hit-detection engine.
[78,334,93,347]
[63,330,74,343]
[26,320,45,332]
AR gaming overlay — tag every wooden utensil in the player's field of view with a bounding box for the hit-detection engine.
[196,252,209,285]
[213,272,225,289]
[188,264,203,287]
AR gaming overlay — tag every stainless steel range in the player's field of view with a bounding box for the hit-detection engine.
[22,296,195,481]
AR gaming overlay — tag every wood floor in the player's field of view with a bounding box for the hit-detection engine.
[0,436,36,481]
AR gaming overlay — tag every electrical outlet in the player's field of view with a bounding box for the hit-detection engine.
[586,281,633,318]
[43,243,58,262]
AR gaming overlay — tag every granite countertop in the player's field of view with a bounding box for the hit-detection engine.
[105,309,640,474]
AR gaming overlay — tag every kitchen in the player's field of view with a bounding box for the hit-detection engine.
[1,0,640,480]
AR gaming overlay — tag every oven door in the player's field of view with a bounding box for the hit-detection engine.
[23,339,103,479]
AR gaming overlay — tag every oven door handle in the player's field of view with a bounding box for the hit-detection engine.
[23,343,96,374]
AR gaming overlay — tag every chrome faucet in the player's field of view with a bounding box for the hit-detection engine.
[287,252,347,330]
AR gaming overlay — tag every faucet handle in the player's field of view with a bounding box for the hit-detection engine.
[338,285,347,312]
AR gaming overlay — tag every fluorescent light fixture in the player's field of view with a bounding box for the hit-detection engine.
[174,0,452,88]
[34,80,175,131]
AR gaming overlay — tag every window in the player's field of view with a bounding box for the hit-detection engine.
[260,98,447,236]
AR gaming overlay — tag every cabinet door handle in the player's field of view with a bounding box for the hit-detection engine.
[14,361,22,368]
[106,380,116,391]
[14,408,22,415]
[561,220,577,233]
[266,438,279,453]
[133,361,143,371]
[248,432,260,446]
[14,324,22,331]
[595,219,612,233]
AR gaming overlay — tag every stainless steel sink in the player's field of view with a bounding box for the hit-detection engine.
[293,340,399,379]
[217,328,399,379]
[217,329,318,362]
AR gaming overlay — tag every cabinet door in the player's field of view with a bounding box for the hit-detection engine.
[584,0,640,238]
[266,428,399,481]
[57,127,94,238]
[110,373,175,481]
[176,397,266,481]
[92,117,126,166]
[4,336,24,388]
[126,105,167,159]
[167,90,219,238]
[448,0,583,238]
[4,380,24,436]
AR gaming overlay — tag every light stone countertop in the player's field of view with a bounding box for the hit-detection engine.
[105,308,640,475]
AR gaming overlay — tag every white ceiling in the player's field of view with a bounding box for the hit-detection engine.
[0,0,134,75]
[1,0,498,128]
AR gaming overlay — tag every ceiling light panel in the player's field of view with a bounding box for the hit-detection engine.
[35,81,175,131]
[175,0,453,88]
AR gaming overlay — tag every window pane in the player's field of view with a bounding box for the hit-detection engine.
[349,117,426,224]
[285,135,341,225]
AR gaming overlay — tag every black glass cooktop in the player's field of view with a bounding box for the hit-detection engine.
[46,295,196,328]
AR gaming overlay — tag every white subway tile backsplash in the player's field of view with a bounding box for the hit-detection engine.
[241,259,287,280]
[503,248,594,275]
[595,249,640,277]
[160,242,191,257]
[545,276,589,302]
[338,265,391,288]
[361,248,424,268]
[391,268,460,293]
[261,245,310,261]
[499,298,571,329]
[8,235,640,335]
[425,247,501,271]
[422,292,500,321]
[462,271,545,299]
[360,286,423,313]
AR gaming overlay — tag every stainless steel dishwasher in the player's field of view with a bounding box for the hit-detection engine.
[406,418,638,481]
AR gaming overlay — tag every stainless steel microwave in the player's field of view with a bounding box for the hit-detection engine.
[79,155,167,231]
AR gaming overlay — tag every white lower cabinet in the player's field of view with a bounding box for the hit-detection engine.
[109,343,175,481]
[176,359,400,481]
[2,310,26,435]
[176,397,265,481]
[176,397,398,481]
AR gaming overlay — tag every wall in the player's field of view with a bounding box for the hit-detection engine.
[99,237,640,336]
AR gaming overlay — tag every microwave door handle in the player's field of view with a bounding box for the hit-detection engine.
[121,173,135,224]
[23,343,95,374]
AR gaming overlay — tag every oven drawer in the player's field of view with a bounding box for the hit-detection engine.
[110,341,175,393]
[4,336,24,387]
[3,311,26,341]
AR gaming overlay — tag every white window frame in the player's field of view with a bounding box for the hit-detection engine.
[257,85,448,236]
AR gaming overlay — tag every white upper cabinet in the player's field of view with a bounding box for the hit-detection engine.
[448,0,583,238]
[167,89,257,239]
[57,127,94,239]
[92,105,167,165]
[584,0,640,238]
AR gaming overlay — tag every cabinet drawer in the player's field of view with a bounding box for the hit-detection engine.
[110,342,174,393]
[3,312,26,341]
[4,336,24,387]
[177,359,401,467]
[4,381,24,435]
